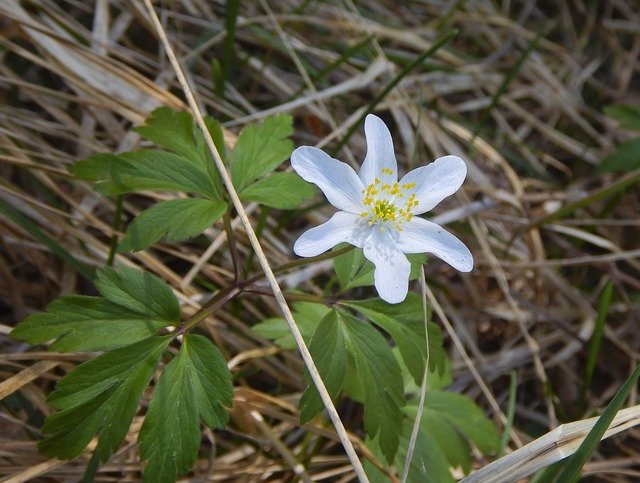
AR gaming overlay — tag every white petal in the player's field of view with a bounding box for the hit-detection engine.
[398,155,467,214]
[358,114,398,186]
[397,217,473,272]
[291,146,365,213]
[363,228,411,304]
[294,211,370,257]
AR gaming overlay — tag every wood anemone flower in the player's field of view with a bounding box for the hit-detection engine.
[291,114,473,303]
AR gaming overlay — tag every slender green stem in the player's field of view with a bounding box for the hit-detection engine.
[401,266,430,482]
[223,210,243,282]
[106,195,123,267]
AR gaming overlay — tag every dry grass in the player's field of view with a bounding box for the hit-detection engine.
[1,0,639,481]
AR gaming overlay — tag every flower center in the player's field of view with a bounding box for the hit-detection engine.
[360,169,419,230]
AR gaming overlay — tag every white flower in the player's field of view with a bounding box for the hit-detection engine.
[291,114,473,304]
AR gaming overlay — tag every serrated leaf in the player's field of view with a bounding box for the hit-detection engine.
[95,267,180,323]
[365,421,455,483]
[183,334,234,427]
[118,198,227,252]
[604,105,640,131]
[240,172,316,209]
[231,114,293,190]
[343,293,447,382]
[12,267,179,352]
[11,296,171,352]
[138,334,232,483]
[597,138,640,173]
[299,311,348,423]
[39,336,170,461]
[424,390,500,456]
[251,301,329,349]
[340,311,405,463]
[133,107,225,198]
[71,150,219,199]
[405,402,472,474]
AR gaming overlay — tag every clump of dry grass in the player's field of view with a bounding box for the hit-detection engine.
[1,0,639,481]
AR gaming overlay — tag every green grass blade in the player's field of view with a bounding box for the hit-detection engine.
[509,168,640,248]
[0,198,95,281]
[580,281,613,408]
[217,0,240,96]
[497,371,517,457]
[331,30,457,156]
[471,29,544,141]
[553,362,640,483]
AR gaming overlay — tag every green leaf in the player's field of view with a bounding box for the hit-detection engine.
[343,293,447,382]
[11,296,171,352]
[332,245,372,290]
[604,105,640,131]
[118,198,227,252]
[251,301,329,349]
[332,248,427,291]
[364,420,454,483]
[597,138,640,173]
[38,336,170,461]
[299,311,348,423]
[12,267,179,352]
[138,334,232,483]
[340,312,405,463]
[240,172,316,209]
[95,267,180,323]
[133,107,225,198]
[423,390,500,456]
[231,114,293,190]
[71,150,219,199]
[368,392,499,480]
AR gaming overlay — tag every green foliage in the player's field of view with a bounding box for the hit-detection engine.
[597,138,640,173]
[604,104,640,131]
[71,150,221,199]
[12,267,179,351]
[299,311,348,423]
[139,334,233,482]
[332,245,427,291]
[95,266,180,321]
[134,107,225,196]
[240,172,316,209]
[598,104,640,173]
[251,301,329,348]
[14,265,234,478]
[344,293,446,383]
[254,295,458,466]
[422,391,500,457]
[231,113,294,190]
[118,198,227,252]
[341,311,405,463]
[134,107,227,166]
[366,393,499,481]
[366,421,454,483]
[302,309,404,463]
[71,108,308,254]
[553,362,640,483]
[38,336,171,461]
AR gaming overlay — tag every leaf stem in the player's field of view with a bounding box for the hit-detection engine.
[223,210,243,282]
[106,195,123,267]
[180,244,354,333]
